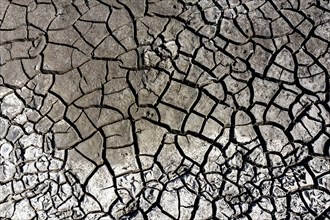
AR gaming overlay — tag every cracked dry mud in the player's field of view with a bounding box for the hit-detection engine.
[0,0,330,219]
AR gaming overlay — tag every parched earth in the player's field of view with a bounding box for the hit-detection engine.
[0,0,329,219]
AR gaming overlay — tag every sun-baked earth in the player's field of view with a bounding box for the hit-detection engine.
[0,0,329,219]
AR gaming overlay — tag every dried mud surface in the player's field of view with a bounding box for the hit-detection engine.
[0,0,330,219]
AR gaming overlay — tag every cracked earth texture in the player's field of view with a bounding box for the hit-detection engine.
[0,0,330,219]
